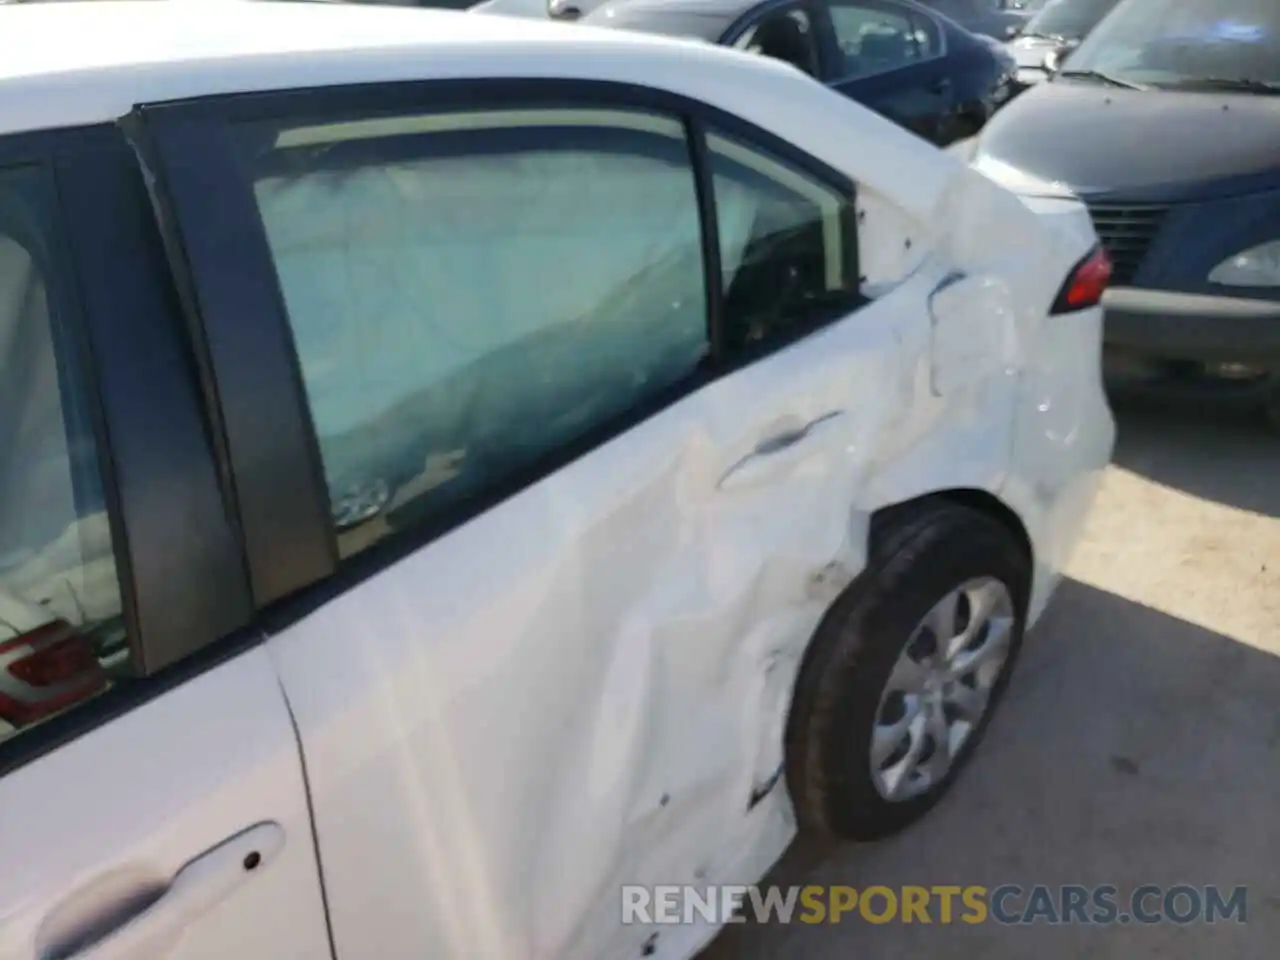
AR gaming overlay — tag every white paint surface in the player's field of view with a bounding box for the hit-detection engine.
[0,650,331,960]
[0,6,1115,957]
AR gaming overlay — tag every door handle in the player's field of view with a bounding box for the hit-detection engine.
[717,411,845,491]
[928,76,953,94]
[52,823,285,960]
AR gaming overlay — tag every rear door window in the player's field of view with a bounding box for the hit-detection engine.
[231,107,710,558]
[731,5,823,76]
[828,0,944,76]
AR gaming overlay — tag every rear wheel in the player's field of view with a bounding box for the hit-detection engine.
[784,502,1030,841]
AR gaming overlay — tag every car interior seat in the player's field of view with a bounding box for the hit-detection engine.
[752,15,818,76]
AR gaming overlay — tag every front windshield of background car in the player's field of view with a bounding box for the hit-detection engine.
[1061,0,1280,87]
[1024,0,1117,40]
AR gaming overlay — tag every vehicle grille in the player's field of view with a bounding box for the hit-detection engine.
[1084,203,1170,285]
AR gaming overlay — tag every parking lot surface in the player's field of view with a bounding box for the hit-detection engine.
[703,388,1280,958]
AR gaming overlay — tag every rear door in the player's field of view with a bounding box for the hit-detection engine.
[0,127,330,960]
[819,0,956,141]
[136,78,924,960]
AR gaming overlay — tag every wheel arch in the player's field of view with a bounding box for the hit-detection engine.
[867,487,1033,572]
[783,486,1035,838]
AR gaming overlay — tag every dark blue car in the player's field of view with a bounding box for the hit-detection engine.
[574,0,1018,144]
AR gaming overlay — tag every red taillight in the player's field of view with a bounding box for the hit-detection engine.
[0,619,108,727]
[1051,245,1113,314]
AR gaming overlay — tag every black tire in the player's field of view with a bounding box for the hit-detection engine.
[784,501,1031,841]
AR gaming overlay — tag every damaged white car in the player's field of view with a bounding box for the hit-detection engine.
[0,2,1113,959]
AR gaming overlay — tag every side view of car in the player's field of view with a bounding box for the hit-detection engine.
[0,3,1113,959]
[575,0,1018,145]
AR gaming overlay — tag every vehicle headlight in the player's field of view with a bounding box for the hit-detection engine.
[1209,241,1280,286]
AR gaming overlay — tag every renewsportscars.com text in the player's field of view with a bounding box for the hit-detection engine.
[622,884,1249,926]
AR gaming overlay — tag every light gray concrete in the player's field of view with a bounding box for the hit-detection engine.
[702,388,1280,958]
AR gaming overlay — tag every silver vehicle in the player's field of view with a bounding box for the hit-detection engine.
[1007,0,1120,88]
[467,0,557,16]
[917,0,1038,38]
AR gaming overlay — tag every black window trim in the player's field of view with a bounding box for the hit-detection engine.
[0,124,256,778]
[122,107,337,613]
[134,77,865,632]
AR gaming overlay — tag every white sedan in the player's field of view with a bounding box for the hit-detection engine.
[0,3,1113,959]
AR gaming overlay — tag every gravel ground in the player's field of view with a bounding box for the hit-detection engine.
[701,386,1280,958]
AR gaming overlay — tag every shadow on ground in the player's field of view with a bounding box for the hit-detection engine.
[1107,387,1280,518]
[699,578,1280,959]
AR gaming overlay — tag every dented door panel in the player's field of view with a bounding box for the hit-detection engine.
[263,278,979,960]
[262,154,1112,960]
[873,167,1115,620]
[100,40,1118,960]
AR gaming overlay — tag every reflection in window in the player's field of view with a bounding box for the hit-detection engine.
[0,168,126,745]
[1064,0,1280,85]
[238,108,710,558]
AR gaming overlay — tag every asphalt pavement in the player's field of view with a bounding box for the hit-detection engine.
[701,385,1280,958]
